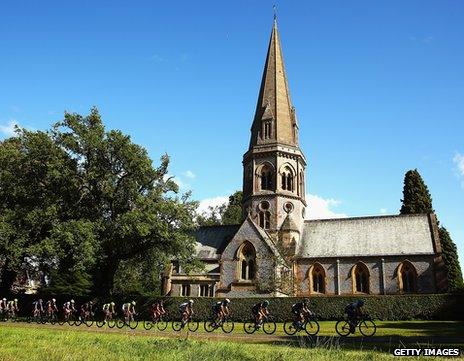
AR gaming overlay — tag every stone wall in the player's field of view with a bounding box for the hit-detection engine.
[296,255,437,296]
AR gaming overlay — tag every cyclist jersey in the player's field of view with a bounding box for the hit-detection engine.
[292,302,304,313]
[252,302,267,314]
[345,302,357,314]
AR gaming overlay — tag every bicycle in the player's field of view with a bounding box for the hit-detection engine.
[115,311,138,330]
[243,315,276,335]
[172,314,199,332]
[204,315,234,333]
[80,309,95,327]
[335,315,377,337]
[143,313,168,331]
[284,314,320,336]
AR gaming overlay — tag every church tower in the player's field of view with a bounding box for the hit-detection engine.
[242,18,307,249]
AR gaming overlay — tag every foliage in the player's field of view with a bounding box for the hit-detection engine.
[439,227,464,293]
[196,191,243,226]
[400,169,434,214]
[0,108,198,295]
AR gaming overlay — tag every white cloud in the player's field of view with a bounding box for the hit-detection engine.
[305,194,347,220]
[197,196,228,216]
[0,120,19,137]
[183,170,196,179]
[453,153,464,188]
[380,208,388,215]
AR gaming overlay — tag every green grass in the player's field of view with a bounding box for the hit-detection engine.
[0,322,463,361]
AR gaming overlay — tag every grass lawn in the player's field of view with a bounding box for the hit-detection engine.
[0,322,463,361]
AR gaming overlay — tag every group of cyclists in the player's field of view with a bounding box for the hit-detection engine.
[0,298,19,320]
[1,295,368,336]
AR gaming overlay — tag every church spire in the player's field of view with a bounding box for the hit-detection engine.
[249,18,298,149]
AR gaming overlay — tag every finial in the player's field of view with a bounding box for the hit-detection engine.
[273,5,277,21]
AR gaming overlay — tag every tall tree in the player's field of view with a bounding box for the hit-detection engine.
[197,191,244,226]
[400,169,434,214]
[439,227,464,292]
[399,169,463,292]
[0,108,198,295]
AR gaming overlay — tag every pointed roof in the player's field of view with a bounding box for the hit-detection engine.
[249,19,298,149]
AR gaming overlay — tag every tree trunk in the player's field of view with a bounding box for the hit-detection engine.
[93,260,120,296]
[0,263,17,293]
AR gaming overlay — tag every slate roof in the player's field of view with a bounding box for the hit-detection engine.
[297,214,436,258]
[194,224,240,259]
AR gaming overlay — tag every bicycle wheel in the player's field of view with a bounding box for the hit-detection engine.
[172,320,182,331]
[283,320,298,335]
[187,321,199,332]
[263,321,277,335]
[156,320,168,331]
[243,321,256,334]
[221,320,234,334]
[143,320,153,330]
[204,320,216,332]
[359,319,376,337]
[108,319,116,328]
[128,320,138,330]
[74,319,82,326]
[116,319,125,329]
[335,320,351,337]
[96,320,105,328]
[84,320,94,327]
[305,319,320,336]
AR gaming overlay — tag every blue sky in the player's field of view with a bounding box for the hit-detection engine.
[1,1,463,265]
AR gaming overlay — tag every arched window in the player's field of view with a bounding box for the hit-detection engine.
[309,263,326,294]
[281,166,294,191]
[258,211,270,230]
[398,261,417,293]
[352,262,370,294]
[260,165,273,190]
[263,121,272,139]
[238,242,256,281]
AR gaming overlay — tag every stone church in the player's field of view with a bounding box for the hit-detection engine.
[163,19,448,298]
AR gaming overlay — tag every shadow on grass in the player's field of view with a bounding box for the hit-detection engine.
[376,321,464,337]
[267,334,464,354]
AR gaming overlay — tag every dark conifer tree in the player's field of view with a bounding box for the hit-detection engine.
[400,169,434,214]
[439,227,464,292]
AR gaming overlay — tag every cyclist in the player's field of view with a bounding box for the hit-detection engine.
[179,299,194,327]
[291,298,312,328]
[7,298,19,318]
[102,302,116,322]
[32,298,44,318]
[122,301,136,322]
[150,300,166,321]
[63,299,76,321]
[80,301,94,321]
[252,300,269,328]
[212,298,230,323]
[45,298,58,319]
[0,298,7,317]
[345,299,365,333]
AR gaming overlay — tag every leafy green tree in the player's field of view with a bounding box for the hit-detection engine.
[0,108,198,295]
[0,130,75,292]
[439,227,464,292]
[400,169,434,214]
[196,191,243,226]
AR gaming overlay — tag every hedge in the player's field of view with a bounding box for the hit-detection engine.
[3,293,463,322]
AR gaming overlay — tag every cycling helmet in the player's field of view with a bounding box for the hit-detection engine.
[224,298,230,304]
[111,302,115,306]
[2,298,6,301]
[263,300,269,307]
[303,298,310,305]
[132,301,136,305]
[52,298,56,302]
[188,299,194,305]
[14,298,18,302]
[71,299,75,303]
[357,300,365,307]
